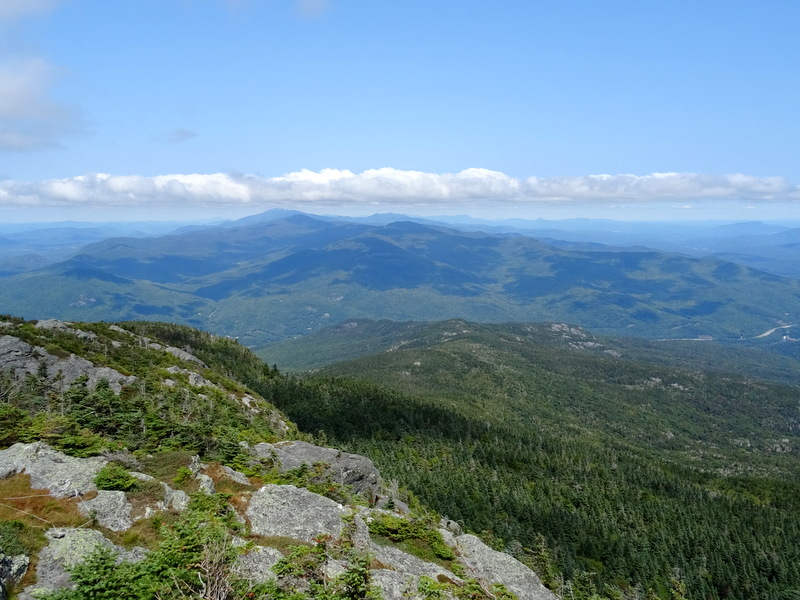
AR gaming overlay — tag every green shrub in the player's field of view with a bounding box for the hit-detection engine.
[94,462,137,491]
[172,466,193,486]
[0,404,29,447]
[0,520,28,555]
[368,513,454,562]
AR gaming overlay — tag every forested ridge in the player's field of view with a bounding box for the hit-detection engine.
[118,319,800,600]
[3,317,800,599]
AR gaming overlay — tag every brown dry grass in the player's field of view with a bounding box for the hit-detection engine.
[204,462,254,495]
[0,474,93,594]
[0,474,89,530]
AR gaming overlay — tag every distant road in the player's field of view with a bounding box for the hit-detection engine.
[654,324,796,342]
[753,324,795,339]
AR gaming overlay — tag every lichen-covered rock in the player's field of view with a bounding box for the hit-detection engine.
[253,441,382,499]
[221,465,251,486]
[371,570,416,600]
[350,512,372,551]
[34,320,97,340]
[17,528,146,600]
[369,543,462,585]
[158,482,190,512]
[370,570,458,600]
[0,442,106,498]
[165,366,215,388]
[267,409,291,436]
[233,545,283,583]
[0,334,136,393]
[196,473,216,494]
[0,552,30,600]
[78,491,133,532]
[189,454,207,476]
[455,534,557,600]
[164,346,206,366]
[101,450,142,471]
[246,484,347,543]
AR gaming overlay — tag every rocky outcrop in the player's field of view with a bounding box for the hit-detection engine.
[370,543,462,584]
[0,442,558,600]
[0,553,29,600]
[246,484,348,542]
[158,482,190,512]
[253,440,382,499]
[196,473,216,494]
[0,442,106,498]
[0,334,136,393]
[221,465,251,486]
[34,319,97,340]
[78,491,133,532]
[17,528,146,600]
[233,545,283,584]
[456,534,555,600]
[164,346,206,366]
[165,366,216,388]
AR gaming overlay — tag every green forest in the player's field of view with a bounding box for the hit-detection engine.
[2,317,800,599]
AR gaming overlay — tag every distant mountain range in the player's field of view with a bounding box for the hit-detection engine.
[1,210,800,351]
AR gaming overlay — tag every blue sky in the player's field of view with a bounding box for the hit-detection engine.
[1,0,799,222]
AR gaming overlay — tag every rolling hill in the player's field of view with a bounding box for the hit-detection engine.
[1,213,800,351]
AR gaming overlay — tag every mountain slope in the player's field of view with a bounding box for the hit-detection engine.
[256,319,800,600]
[2,214,800,348]
[0,317,559,600]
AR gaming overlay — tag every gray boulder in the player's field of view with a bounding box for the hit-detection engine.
[78,491,133,532]
[0,442,106,498]
[234,545,283,583]
[253,441,382,499]
[158,482,190,512]
[371,570,458,600]
[0,334,136,393]
[221,465,251,486]
[455,534,557,600]
[0,553,29,600]
[369,543,461,585]
[246,484,347,543]
[196,473,216,494]
[165,366,215,389]
[34,320,97,341]
[371,570,416,600]
[165,346,206,366]
[17,528,146,600]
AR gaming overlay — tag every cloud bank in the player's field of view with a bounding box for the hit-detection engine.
[2,169,799,213]
[0,57,82,151]
[0,0,84,151]
[0,0,59,23]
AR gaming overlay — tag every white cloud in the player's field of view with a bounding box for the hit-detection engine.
[0,0,59,24]
[1,170,799,213]
[0,0,83,152]
[294,0,331,18]
[0,57,60,119]
[0,57,83,151]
